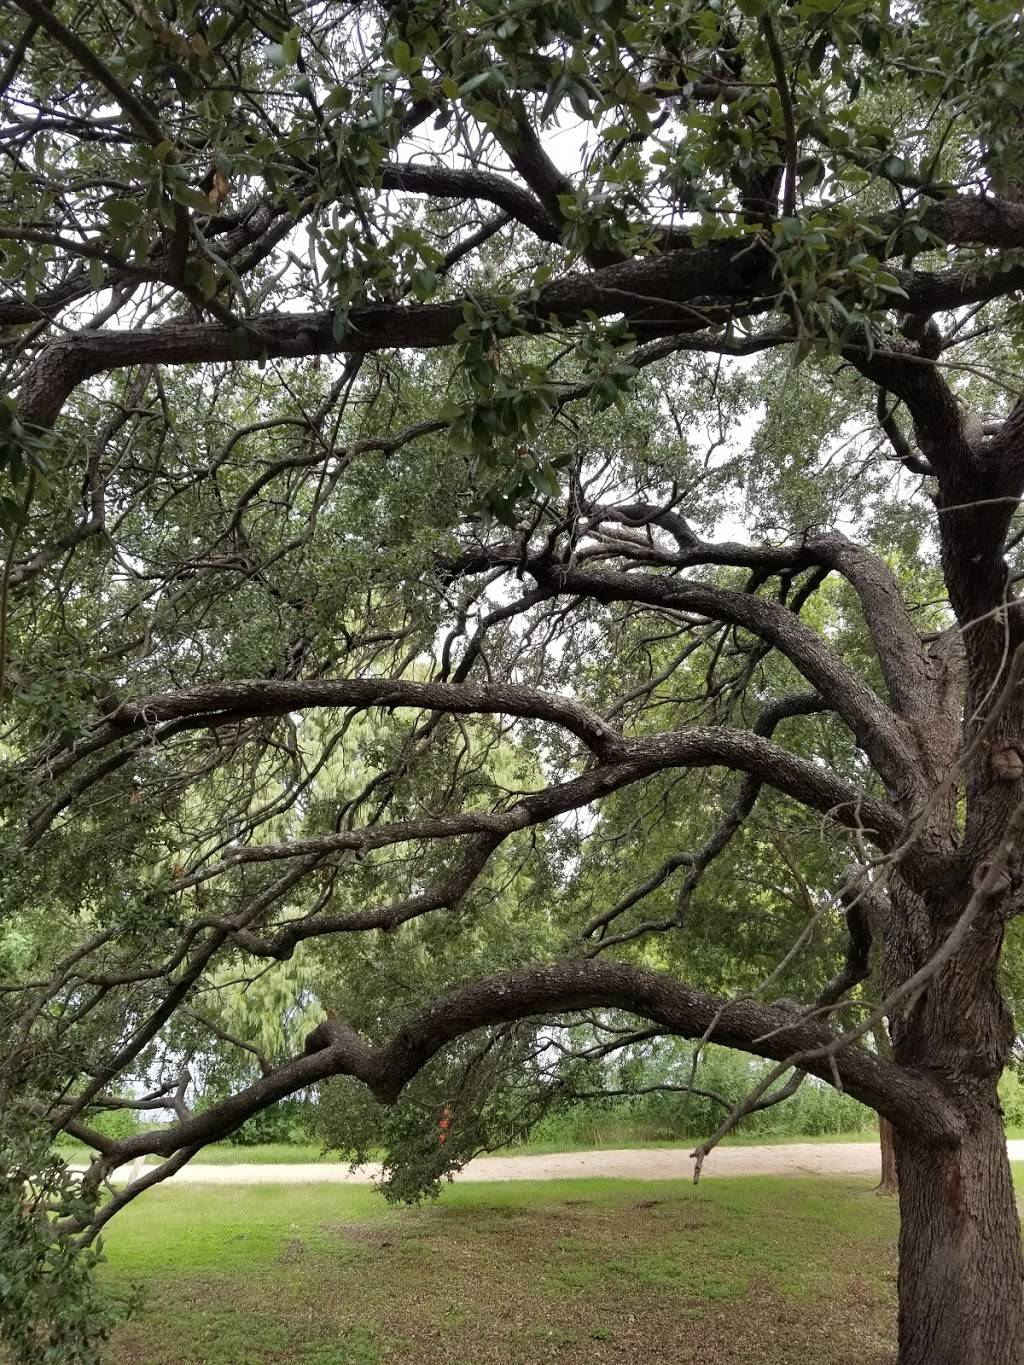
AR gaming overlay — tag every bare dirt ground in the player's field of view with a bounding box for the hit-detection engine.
[110,1138,1024,1186]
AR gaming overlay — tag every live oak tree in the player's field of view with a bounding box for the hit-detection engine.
[3,0,1024,1361]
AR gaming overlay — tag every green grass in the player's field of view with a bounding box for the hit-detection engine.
[57,1129,883,1168]
[501,1128,880,1156]
[56,1125,1024,1170]
[55,1140,342,1166]
[147,1141,343,1165]
[95,1174,917,1365]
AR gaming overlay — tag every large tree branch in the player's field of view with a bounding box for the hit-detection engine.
[97,961,961,1180]
[447,545,908,777]
[29,678,903,856]
[168,725,900,942]
[13,245,760,426]
[226,832,505,955]
[16,241,1024,430]
[852,337,1024,703]
[584,691,830,947]
[52,675,621,770]
[379,162,561,241]
[911,194,1024,251]
[575,512,935,737]
[850,340,970,484]
[519,559,918,794]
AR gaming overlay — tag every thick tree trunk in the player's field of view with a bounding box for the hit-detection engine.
[895,1094,1024,1365]
[877,1117,898,1197]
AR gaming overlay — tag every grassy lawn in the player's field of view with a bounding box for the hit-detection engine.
[57,1130,884,1167]
[56,1125,1024,1168]
[499,1129,880,1156]
[167,1129,881,1164]
[99,1174,908,1365]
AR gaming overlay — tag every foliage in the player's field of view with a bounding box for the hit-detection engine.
[998,1070,1024,1130]
[532,1043,874,1146]
[222,1099,313,1148]
[315,1026,553,1202]
[4,0,1024,1357]
[80,1111,142,1144]
[0,1119,131,1365]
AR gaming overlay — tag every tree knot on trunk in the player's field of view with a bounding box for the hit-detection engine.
[989,743,1024,782]
[971,859,1013,896]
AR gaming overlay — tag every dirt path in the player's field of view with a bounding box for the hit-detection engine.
[110,1139,1024,1186]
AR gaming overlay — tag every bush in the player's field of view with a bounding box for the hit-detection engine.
[224,1098,312,1146]
[998,1069,1024,1127]
[85,1108,142,1141]
[525,1044,875,1149]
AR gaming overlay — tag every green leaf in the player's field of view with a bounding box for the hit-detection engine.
[796,155,825,195]
[459,72,492,96]
[207,11,233,47]
[567,81,592,122]
[531,462,561,498]
[282,27,301,64]
[172,184,217,211]
[391,39,418,74]
[808,29,829,73]
[541,72,569,122]
[412,268,438,297]
[105,198,143,226]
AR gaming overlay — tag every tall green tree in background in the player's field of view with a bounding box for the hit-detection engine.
[4,1,1024,1360]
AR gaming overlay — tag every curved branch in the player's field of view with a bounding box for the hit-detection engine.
[228,831,504,955]
[584,691,830,944]
[530,559,918,791]
[379,162,560,241]
[45,674,621,773]
[18,237,1024,431]
[13,0,166,147]
[572,515,934,738]
[102,960,961,1178]
[34,688,902,862]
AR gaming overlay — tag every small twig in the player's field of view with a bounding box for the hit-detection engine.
[761,16,797,217]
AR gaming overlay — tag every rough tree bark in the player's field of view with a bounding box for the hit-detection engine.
[877,1118,898,1197]
[847,328,1024,1360]
[896,1101,1024,1365]
[885,898,1024,1362]
[877,732,1024,1362]
[891,909,1024,1362]
[871,1028,898,1196]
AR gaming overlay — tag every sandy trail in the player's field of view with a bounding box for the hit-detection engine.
[107,1139,1024,1186]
